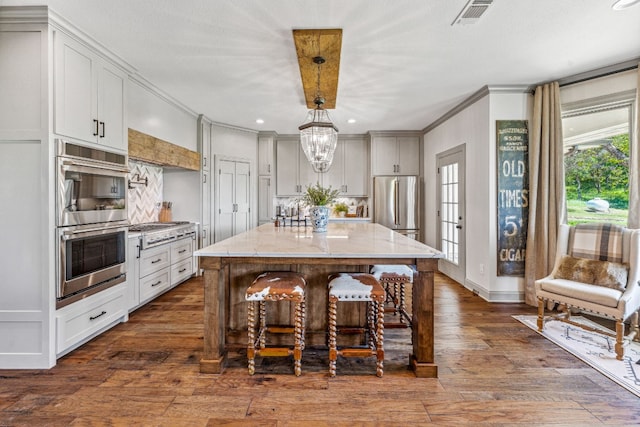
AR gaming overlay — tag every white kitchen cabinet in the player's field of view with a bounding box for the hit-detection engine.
[140,267,171,304]
[275,138,319,196]
[258,132,275,175]
[56,283,128,356]
[171,258,193,286]
[171,238,193,263]
[201,225,210,249]
[258,175,274,225]
[201,170,210,241]
[216,158,251,242]
[129,234,195,310]
[198,116,212,247]
[126,234,141,311]
[321,137,368,196]
[371,134,420,176]
[53,30,126,152]
[169,235,195,284]
[258,132,276,225]
[140,244,171,277]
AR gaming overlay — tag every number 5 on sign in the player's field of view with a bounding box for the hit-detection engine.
[503,215,518,237]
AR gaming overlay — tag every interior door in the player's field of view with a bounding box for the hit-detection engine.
[436,145,466,284]
[216,159,235,242]
[215,157,252,242]
[234,161,251,235]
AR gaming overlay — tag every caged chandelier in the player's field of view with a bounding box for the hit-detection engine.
[298,55,339,173]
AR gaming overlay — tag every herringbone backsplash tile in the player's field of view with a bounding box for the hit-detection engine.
[128,160,163,224]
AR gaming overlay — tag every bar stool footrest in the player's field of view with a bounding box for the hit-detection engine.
[256,347,294,357]
[339,348,377,358]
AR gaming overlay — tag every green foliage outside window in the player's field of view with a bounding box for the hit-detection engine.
[564,133,629,225]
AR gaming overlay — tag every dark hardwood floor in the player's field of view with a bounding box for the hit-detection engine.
[1,273,639,426]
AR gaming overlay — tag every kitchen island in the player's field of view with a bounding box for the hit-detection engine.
[195,222,443,377]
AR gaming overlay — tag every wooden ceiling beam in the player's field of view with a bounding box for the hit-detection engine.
[292,29,342,109]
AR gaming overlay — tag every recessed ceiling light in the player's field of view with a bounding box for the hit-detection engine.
[612,0,640,10]
[256,119,264,124]
[347,118,356,124]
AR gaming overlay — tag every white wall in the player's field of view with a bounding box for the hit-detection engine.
[423,96,491,293]
[488,91,532,301]
[127,77,198,151]
[127,77,201,223]
[423,88,530,302]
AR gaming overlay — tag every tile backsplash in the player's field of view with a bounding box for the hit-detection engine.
[128,160,163,224]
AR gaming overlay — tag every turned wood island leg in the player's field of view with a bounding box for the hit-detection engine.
[410,258,438,378]
[200,257,226,373]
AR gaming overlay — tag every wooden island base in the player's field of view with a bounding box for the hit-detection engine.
[195,223,443,378]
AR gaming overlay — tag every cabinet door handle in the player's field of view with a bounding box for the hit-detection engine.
[178,249,187,254]
[268,164,271,173]
[151,280,162,287]
[151,258,162,264]
[396,164,400,173]
[93,119,99,136]
[178,268,187,273]
[203,174,207,184]
[203,157,207,167]
[136,244,141,259]
[99,121,105,138]
[90,310,107,321]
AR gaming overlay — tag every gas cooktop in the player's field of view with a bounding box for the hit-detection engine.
[129,221,196,249]
[129,221,191,232]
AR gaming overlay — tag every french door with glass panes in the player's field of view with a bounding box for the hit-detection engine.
[436,145,466,284]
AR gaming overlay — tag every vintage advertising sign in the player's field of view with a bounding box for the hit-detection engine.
[496,120,529,276]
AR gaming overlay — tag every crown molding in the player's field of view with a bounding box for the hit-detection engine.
[422,85,530,134]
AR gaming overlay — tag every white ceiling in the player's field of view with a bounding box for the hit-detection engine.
[6,0,640,135]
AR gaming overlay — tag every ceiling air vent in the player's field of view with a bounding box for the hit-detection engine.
[451,0,494,26]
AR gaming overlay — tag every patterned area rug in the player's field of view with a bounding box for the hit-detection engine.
[514,315,640,397]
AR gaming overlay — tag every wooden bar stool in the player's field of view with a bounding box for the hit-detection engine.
[370,264,414,327]
[245,272,306,376]
[327,273,385,377]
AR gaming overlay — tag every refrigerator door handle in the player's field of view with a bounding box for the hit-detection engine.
[394,179,400,225]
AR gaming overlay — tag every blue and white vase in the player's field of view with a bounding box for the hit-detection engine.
[310,206,330,232]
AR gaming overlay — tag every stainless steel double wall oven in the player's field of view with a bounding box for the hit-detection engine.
[56,140,129,308]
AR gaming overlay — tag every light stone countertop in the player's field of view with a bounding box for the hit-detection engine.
[195,222,443,259]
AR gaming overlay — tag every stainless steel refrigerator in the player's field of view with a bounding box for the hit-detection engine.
[373,176,419,240]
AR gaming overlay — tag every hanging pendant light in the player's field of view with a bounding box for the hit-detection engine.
[299,55,339,173]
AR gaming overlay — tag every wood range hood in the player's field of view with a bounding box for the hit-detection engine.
[128,128,200,171]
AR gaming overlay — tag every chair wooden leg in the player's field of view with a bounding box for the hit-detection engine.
[294,301,303,376]
[368,301,376,350]
[300,300,306,351]
[376,300,384,378]
[615,319,625,360]
[259,301,266,349]
[399,283,406,324]
[631,310,639,342]
[328,297,338,377]
[247,301,256,375]
[537,298,545,331]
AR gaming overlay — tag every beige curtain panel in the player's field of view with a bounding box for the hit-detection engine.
[524,81,566,306]
[628,63,640,229]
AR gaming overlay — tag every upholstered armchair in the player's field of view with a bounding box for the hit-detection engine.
[535,223,640,360]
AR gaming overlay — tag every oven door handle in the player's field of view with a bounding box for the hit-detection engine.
[62,225,128,240]
[62,159,129,175]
